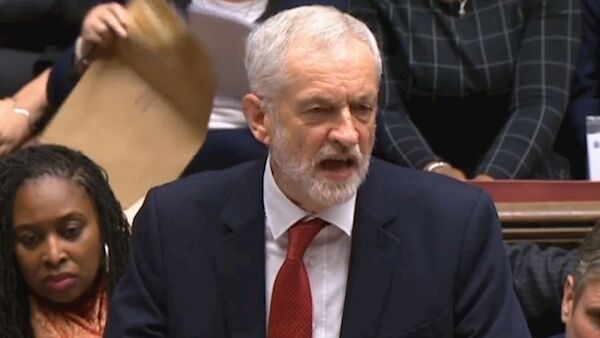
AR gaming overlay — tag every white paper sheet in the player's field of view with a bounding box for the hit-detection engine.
[187,6,254,101]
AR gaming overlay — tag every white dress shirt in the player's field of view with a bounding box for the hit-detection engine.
[263,159,355,338]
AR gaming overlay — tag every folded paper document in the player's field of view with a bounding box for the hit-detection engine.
[41,0,216,206]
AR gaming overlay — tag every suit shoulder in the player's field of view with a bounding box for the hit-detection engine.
[366,159,494,220]
[369,159,484,199]
[147,159,262,210]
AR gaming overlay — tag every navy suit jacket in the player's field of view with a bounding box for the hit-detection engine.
[105,158,530,337]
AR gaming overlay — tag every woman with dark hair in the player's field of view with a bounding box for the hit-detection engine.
[0,144,130,338]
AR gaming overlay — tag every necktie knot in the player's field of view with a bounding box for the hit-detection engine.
[287,218,327,261]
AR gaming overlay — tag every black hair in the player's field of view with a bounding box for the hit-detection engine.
[0,144,130,338]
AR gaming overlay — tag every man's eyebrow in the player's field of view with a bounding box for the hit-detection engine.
[585,306,600,318]
[297,95,338,106]
[353,93,377,103]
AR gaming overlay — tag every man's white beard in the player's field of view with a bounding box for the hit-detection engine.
[270,131,370,207]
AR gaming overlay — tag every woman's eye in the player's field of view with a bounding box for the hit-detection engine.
[62,223,83,240]
[18,232,41,249]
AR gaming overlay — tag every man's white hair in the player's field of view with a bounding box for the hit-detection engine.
[245,5,382,108]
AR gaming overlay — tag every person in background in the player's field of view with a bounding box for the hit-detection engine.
[0,0,99,158]
[105,5,529,337]
[0,144,130,338]
[558,0,600,179]
[548,221,600,338]
[0,70,50,157]
[350,0,581,180]
[509,242,577,337]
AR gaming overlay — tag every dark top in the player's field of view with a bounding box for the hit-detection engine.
[350,0,581,178]
[568,0,600,146]
[0,0,97,53]
[508,243,575,337]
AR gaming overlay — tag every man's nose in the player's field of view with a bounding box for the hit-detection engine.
[329,110,359,147]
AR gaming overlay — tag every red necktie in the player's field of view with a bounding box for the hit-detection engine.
[268,218,327,338]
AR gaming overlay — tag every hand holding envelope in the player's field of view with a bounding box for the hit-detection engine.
[41,0,216,206]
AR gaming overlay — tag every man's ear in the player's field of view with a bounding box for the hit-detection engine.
[242,93,272,145]
[562,275,576,323]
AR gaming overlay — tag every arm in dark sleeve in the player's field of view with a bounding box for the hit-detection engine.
[46,46,78,111]
[454,191,531,337]
[477,0,581,178]
[105,190,168,337]
[568,0,600,147]
[376,59,440,169]
[352,0,439,169]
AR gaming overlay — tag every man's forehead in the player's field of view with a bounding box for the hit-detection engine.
[284,35,374,63]
[577,275,600,306]
[283,47,377,80]
[583,276,600,294]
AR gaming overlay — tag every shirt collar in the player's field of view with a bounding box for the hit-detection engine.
[263,155,355,240]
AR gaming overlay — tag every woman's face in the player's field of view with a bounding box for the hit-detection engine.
[12,176,103,304]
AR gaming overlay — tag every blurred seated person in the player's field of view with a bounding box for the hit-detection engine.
[558,0,600,179]
[0,0,100,157]
[0,144,130,337]
[46,0,346,176]
[0,0,98,96]
[550,221,600,338]
[350,0,581,180]
[509,242,577,337]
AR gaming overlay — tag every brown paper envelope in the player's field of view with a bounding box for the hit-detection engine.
[41,0,216,207]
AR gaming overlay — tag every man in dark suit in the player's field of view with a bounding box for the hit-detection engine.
[105,5,530,337]
[555,221,600,338]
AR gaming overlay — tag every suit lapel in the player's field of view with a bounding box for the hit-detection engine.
[213,160,267,338]
[340,163,402,338]
[211,159,402,337]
